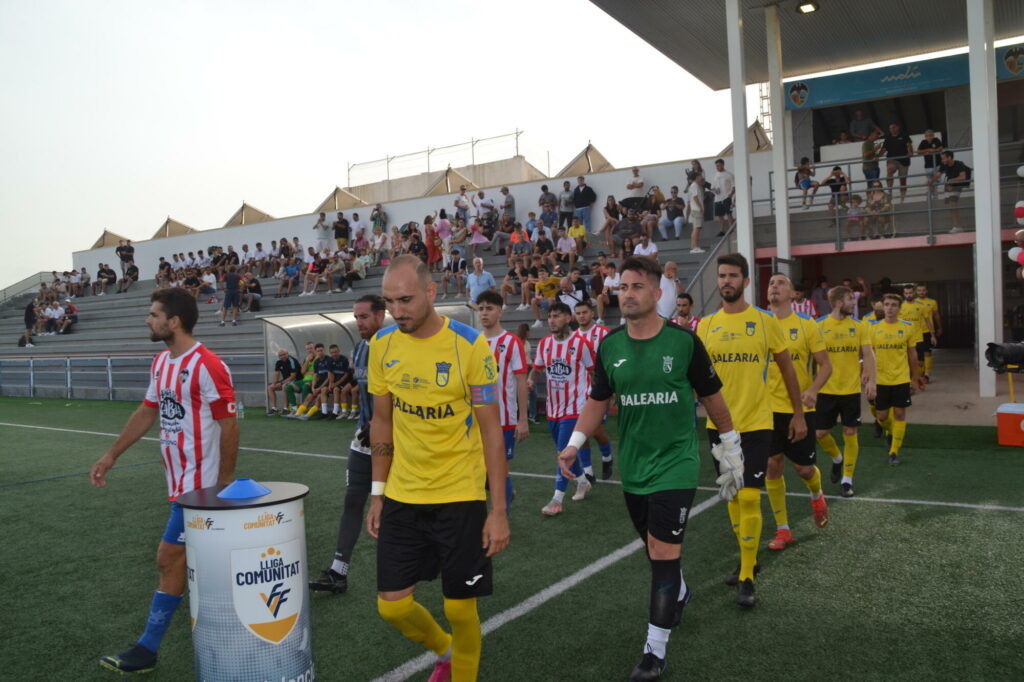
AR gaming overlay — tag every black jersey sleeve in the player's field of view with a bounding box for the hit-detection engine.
[590,345,614,401]
[687,333,723,398]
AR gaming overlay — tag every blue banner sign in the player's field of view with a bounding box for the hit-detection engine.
[786,43,1024,110]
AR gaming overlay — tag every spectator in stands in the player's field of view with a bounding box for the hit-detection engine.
[440,247,468,299]
[94,263,116,296]
[557,180,575,230]
[865,179,893,238]
[822,166,850,215]
[57,299,77,334]
[510,223,533,267]
[241,272,262,312]
[197,249,212,269]
[352,225,370,254]
[595,261,620,326]
[530,265,561,327]
[341,249,369,292]
[610,208,643,258]
[367,225,388,266]
[181,268,201,299]
[329,212,348,252]
[155,257,172,288]
[568,217,586,259]
[573,175,598,233]
[633,232,658,261]
[115,240,135,276]
[219,265,242,326]
[848,109,883,141]
[928,150,969,234]
[567,266,590,300]
[407,231,427,263]
[276,257,301,297]
[657,261,682,318]
[597,196,620,239]
[299,252,330,296]
[621,236,637,258]
[533,229,555,268]
[267,348,302,416]
[78,267,91,297]
[846,194,866,240]
[861,129,882,181]
[792,287,817,317]
[554,227,577,270]
[117,261,139,293]
[796,157,821,208]
[21,299,36,347]
[489,218,515,259]
[240,244,255,273]
[686,174,706,254]
[43,301,63,334]
[500,186,516,223]
[67,270,82,298]
[621,166,646,214]
[917,130,945,191]
[811,276,830,316]
[199,267,218,303]
[881,123,913,202]
[467,217,489,258]
[658,186,686,240]
[422,216,442,273]
[466,257,497,308]
[557,276,586,311]
[503,256,530,309]
[349,212,369,242]
[224,246,241,270]
[712,158,736,237]
[454,185,471,223]
[538,184,557,210]
[255,243,271,277]
[170,254,182,272]
[370,204,388,233]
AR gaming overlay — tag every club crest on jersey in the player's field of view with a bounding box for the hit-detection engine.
[849,327,856,337]
[789,328,799,340]
[662,355,673,373]
[746,321,756,336]
[231,541,303,644]
[435,362,452,387]
[179,368,190,385]
[898,329,904,337]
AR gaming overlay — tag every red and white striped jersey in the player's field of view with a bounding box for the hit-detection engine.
[486,330,528,429]
[534,333,595,421]
[792,299,818,317]
[574,323,610,350]
[143,343,236,500]
[671,316,701,331]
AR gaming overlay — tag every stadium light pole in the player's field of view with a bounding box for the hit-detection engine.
[726,0,755,295]
[967,0,1001,398]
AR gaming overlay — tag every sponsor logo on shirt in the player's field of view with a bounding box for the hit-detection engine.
[547,358,572,383]
[393,396,456,420]
[711,352,762,363]
[620,392,680,407]
[159,388,186,423]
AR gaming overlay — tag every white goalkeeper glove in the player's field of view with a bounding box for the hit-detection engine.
[711,430,744,500]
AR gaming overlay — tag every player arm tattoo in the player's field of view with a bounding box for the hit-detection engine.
[371,442,394,457]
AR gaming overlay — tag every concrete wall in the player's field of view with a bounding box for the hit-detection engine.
[74,150,780,280]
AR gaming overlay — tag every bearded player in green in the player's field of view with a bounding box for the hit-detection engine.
[558,256,743,682]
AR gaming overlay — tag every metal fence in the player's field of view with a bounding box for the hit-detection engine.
[0,355,266,402]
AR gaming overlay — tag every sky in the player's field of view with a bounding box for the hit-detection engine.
[0,0,757,289]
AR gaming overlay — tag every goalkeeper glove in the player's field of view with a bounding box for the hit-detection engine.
[711,430,744,500]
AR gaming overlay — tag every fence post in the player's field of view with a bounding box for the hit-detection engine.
[107,357,114,401]
[29,358,34,398]
[66,357,72,399]
[926,187,936,245]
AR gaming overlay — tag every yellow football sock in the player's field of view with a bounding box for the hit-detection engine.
[817,433,841,461]
[737,487,762,582]
[924,356,933,375]
[842,433,859,478]
[307,405,320,417]
[341,402,349,411]
[296,404,308,415]
[890,420,907,455]
[727,496,740,540]
[803,466,823,498]
[378,595,452,656]
[881,413,895,434]
[765,477,788,530]
[869,403,877,420]
[443,598,481,682]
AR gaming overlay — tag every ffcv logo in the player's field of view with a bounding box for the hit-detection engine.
[231,541,303,644]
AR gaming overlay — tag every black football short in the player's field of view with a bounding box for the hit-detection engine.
[623,488,696,545]
[377,498,492,599]
[770,412,817,465]
[875,383,912,411]
[708,428,771,489]
[916,332,932,360]
[816,392,861,429]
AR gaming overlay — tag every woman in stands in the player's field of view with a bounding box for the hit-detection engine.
[865,180,892,239]
[600,195,620,236]
[468,216,489,259]
[436,209,453,264]
[370,225,389,266]
[424,215,443,273]
[621,236,636,258]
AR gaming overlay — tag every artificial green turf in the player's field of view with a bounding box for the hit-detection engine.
[2,397,1022,681]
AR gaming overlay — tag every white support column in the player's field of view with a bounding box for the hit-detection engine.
[726,0,754,285]
[967,0,1001,397]
[765,4,791,266]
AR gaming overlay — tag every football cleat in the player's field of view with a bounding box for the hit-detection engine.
[830,457,844,484]
[767,528,794,551]
[427,659,452,682]
[873,420,884,438]
[571,478,592,502]
[99,643,157,674]
[841,482,855,498]
[724,563,760,587]
[601,457,614,480]
[736,579,757,608]
[309,569,348,594]
[584,472,597,486]
[630,652,667,681]
[541,499,563,516]
[811,496,830,528]
[888,454,900,466]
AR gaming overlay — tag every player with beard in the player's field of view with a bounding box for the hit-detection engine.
[670,293,699,331]
[764,273,833,550]
[91,288,238,674]
[558,256,737,681]
[310,295,388,594]
[573,299,615,480]
[696,253,806,607]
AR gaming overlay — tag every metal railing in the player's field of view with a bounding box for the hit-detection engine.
[0,271,49,305]
[686,223,738,317]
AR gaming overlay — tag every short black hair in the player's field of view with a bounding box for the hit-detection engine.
[355,294,386,311]
[574,299,593,311]
[476,290,504,308]
[677,292,693,304]
[314,343,325,350]
[329,344,339,350]
[717,252,749,279]
[549,302,572,316]
[150,288,199,334]
[620,255,662,285]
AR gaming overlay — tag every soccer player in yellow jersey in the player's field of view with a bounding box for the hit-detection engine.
[869,293,925,466]
[816,285,876,498]
[914,283,941,383]
[764,273,833,551]
[366,256,510,682]
[697,254,806,608]
[900,285,935,381]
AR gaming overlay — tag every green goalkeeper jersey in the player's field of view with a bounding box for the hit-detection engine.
[590,321,722,494]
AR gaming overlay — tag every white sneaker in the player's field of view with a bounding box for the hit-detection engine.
[690,247,706,254]
[516,304,527,311]
[571,478,592,502]
[440,293,448,300]
[596,318,604,326]
[337,410,349,419]
[532,319,543,328]
[25,343,34,348]
[348,411,359,420]
[949,226,963,234]
[335,412,346,420]
[541,499,563,516]
[296,413,311,421]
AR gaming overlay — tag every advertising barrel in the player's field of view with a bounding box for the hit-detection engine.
[177,480,314,681]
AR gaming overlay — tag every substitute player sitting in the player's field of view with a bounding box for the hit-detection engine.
[367,256,510,682]
[91,288,239,674]
[764,273,833,551]
[558,256,739,681]
[869,293,925,466]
